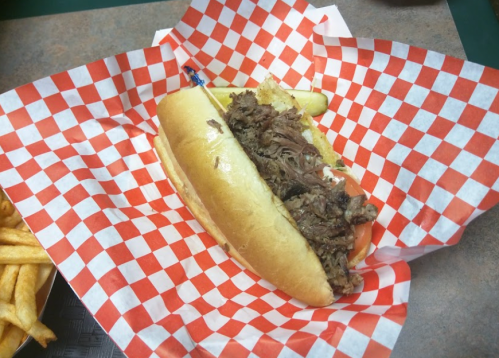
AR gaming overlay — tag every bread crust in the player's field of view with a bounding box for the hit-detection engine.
[154,127,257,274]
[155,86,334,307]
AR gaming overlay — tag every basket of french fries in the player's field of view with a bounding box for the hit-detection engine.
[0,188,56,358]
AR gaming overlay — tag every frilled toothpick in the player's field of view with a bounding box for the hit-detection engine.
[184,66,227,113]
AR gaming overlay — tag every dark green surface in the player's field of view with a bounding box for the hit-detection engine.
[0,0,163,21]
[448,0,499,69]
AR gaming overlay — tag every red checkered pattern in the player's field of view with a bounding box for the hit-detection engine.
[159,0,327,90]
[1,0,499,357]
[311,35,499,269]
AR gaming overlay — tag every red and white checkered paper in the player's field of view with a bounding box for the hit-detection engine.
[1,0,498,357]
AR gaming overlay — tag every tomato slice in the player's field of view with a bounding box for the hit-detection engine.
[328,169,372,267]
[328,169,364,197]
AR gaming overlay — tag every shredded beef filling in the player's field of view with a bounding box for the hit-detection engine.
[223,91,378,295]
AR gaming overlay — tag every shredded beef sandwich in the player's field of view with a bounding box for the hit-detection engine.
[224,91,378,295]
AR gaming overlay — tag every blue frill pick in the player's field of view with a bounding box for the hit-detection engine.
[184,66,205,87]
[182,66,226,113]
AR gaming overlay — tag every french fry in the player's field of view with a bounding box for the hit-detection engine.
[0,325,24,358]
[0,265,20,341]
[0,321,5,344]
[0,211,22,229]
[0,265,20,303]
[0,303,56,348]
[0,303,18,323]
[25,321,57,348]
[14,265,38,330]
[0,201,14,219]
[35,264,54,293]
[0,246,51,265]
[0,228,40,247]
[0,192,57,355]
[14,222,30,232]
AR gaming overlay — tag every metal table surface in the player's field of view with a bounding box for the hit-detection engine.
[0,1,498,357]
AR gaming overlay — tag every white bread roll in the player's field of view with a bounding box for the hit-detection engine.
[154,84,335,307]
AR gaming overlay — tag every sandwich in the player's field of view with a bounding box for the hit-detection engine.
[153,77,378,306]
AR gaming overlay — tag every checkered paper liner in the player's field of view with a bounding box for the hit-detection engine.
[0,0,498,357]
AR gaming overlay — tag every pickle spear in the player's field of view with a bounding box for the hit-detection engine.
[209,87,328,116]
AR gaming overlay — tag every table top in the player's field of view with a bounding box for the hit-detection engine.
[1,1,498,357]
